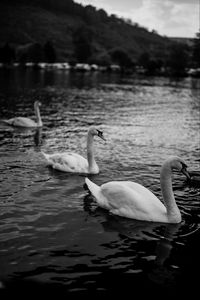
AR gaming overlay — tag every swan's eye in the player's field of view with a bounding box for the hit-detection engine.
[97,130,103,137]
[181,162,188,170]
[97,130,106,141]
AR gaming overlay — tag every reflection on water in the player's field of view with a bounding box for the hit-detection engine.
[0,69,200,296]
[33,128,43,148]
[148,224,180,288]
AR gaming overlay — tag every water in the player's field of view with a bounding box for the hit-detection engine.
[0,68,200,297]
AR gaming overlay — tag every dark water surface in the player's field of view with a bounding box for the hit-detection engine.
[0,68,200,297]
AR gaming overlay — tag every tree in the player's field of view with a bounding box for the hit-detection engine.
[29,43,43,64]
[166,43,190,76]
[83,5,98,24]
[138,52,151,70]
[0,43,15,64]
[137,52,164,75]
[110,48,133,68]
[98,9,108,23]
[44,41,56,63]
[16,42,43,64]
[73,26,93,62]
[90,52,111,66]
[192,32,200,67]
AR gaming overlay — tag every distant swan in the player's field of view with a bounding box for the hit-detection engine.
[4,101,42,128]
[42,127,106,174]
[85,156,190,223]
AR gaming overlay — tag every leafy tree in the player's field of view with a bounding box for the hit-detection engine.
[110,48,133,68]
[166,43,190,76]
[138,52,150,70]
[90,52,111,66]
[44,41,56,63]
[98,9,108,22]
[192,32,200,67]
[83,5,98,24]
[16,42,43,64]
[29,43,43,64]
[0,43,15,64]
[138,52,163,74]
[73,26,93,62]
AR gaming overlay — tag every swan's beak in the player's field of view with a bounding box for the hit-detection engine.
[100,134,106,142]
[181,167,191,180]
[97,130,106,142]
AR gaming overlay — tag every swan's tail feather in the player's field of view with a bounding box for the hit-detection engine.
[41,151,50,162]
[3,119,13,126]
[85,178,108,209]
[85,178,100,198]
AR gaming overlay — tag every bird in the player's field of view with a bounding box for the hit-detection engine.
[4,101,42,128]
[85,156,190,223]
[42,127,106,174]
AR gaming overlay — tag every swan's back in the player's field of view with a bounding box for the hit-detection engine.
[87,179,167,222]
[5,117,37,127]
[43,152,89,173]
[104,182,166,218]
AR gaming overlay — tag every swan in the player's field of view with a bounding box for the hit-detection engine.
[85,156,190,223]
[42,127,106,174]
[4,101,42,127]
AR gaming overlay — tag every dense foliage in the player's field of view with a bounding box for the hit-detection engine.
[0,0,198,75]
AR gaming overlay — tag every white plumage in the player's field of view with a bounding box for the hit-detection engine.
[85,156,190,223]
[42,127,106,174]
[4,101,42,128]
[42,152,90,173]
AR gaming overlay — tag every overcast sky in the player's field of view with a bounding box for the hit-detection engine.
[76,0,199,38]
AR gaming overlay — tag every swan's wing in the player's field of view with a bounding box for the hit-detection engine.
[5,117,36,127]
[44,152,89,173]
[100,181,166,221]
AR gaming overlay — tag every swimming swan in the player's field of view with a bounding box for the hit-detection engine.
[4,101,42,128]
[42,127,106,174]
[85,156,190,223]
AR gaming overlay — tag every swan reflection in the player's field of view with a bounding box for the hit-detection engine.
[148,224,180,287]
[34,127,43,147]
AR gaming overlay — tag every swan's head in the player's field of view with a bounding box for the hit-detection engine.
[88,127,106,141]
[168,156,190,180]
[34,101,42,108]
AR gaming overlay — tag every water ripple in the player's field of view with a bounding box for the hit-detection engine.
[0,73,199,293]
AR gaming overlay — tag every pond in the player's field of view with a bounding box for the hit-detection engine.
[0,68,200,297]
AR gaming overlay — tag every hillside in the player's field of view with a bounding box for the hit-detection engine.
[0,0,174,64]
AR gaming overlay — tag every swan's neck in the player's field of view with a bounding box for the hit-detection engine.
[34,105,42,127]
[160,163,181,223]
[87,133,98,173]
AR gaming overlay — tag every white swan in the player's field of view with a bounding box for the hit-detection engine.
[4,101,42,128]
[85,156,190,223]
[42,127,106,174]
